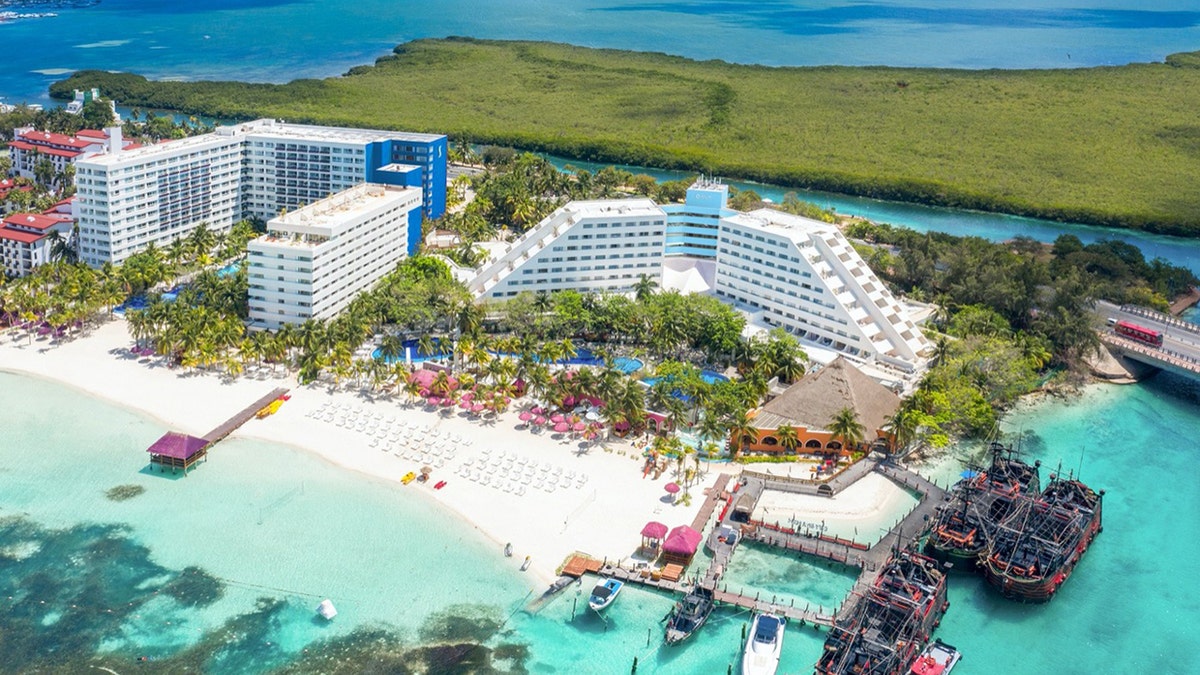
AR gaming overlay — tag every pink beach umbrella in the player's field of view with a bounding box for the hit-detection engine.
[573,421,587,432]
[664,482,681,494]
[551,413,565,423]
[535,416,547,426]
[518,411,533,422]
[553,422,570,433]
[459,400,472,410]
[531,406,543,415]
[472,403,485,413]
[462,392,474,402]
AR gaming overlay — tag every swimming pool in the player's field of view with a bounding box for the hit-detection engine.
[216,261,243,278]
[372,341,644,373]
[641,369,729,387]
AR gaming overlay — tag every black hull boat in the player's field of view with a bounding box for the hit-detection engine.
[926,442,1040,570]
[984,473,1103,603]
[665,586,714,645]
[816,550,949,675]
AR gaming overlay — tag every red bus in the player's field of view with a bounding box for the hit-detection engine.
[1114,320,1163,347]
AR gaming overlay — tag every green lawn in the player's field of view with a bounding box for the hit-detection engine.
[53,38,1200,235]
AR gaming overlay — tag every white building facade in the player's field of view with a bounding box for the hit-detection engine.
[74,119,446,267]
[468,199,667,300]
[74,130,245,266]
[465,182,929,372]
[246,184,421,330]
[714,209,928,371]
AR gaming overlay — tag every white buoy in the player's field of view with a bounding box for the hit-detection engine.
[316,599,337,620]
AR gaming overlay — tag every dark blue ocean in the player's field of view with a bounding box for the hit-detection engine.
[2,0,1200,106]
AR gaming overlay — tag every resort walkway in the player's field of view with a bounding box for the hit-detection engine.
[740,455,880,497]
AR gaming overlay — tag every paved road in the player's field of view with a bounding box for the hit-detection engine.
[1094,301,1200,371]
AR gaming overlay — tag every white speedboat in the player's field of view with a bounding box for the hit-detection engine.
[587,578,623,612]
[741,613,784,675]
[910,639,962,675]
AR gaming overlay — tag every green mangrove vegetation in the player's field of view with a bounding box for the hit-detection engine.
[51,38,1200,234]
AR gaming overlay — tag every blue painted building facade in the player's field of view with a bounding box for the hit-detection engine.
[661,178,735,258]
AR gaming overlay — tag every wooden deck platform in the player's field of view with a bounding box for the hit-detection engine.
[202,387,290,443]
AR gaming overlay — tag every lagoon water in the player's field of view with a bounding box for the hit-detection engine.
[3,365,1200,672]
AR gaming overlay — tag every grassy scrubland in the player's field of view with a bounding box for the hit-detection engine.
[53,38,1200,234]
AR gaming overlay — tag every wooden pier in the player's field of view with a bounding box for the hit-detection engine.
[144,388,289,475]
[741,461,947,577]
[556,459,946,639]
[201,387,290,443]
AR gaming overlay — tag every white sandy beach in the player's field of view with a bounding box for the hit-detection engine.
[0,320,717,584]
[0,318,912,584]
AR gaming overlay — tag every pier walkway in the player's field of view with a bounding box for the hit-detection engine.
[742,461,945,578]
[202,387,290,443]
[740,456,879,497]
[562,459,946,634]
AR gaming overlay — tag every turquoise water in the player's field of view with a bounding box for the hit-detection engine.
[3,0,1199,105]
[3,361,1200,671]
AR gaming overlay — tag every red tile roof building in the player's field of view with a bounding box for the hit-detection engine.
[0,211,74,278]
[7,126,136,183]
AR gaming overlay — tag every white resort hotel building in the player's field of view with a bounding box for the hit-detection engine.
[467,181,930,374]
[468,199,667,299]
[73,119,446,267]
[247,184,421,330]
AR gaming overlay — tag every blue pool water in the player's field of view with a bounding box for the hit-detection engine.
[372,341,644,373]
[643,370,729,387]
[216,261,243,278]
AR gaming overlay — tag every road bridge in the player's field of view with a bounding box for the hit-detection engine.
[1095,301,1200,379]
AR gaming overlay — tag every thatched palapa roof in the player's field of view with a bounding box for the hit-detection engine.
[751,357,900,435]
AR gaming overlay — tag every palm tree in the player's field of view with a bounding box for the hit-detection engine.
[632,274,657,302]
[775,424,800,455]
[884,403,920,457]
[828,407,865,456]
[728,412,758,460]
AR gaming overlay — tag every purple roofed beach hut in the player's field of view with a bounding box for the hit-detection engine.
[146,432,209,475]
[662,525,703,567]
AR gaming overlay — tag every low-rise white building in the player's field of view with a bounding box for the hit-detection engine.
[246,184,421,330]
[469,199,667,300]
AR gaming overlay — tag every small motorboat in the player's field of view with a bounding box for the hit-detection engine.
[434,480,447,490]
[315,599,337,621]
[910,639,962,675]
[742,613,785,675]
[504,543,513,557]
[521,555,532,571]
[401,472,417,484]
[588,578,624,612]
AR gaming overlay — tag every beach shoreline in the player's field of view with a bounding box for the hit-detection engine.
[0,318,926,587]
[0,320,721,585]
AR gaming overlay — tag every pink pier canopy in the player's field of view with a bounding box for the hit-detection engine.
[146,432,209,460]
[641,521,668,540]
[663,525,703,558]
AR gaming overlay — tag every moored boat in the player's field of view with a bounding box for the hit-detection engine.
[909,639,961,675]
[664,585,714,644]
[816,549,948,675]
[983,472,1103,603]
[742,612,785,675]
[588,578,624,612]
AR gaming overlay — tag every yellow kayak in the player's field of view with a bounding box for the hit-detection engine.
[401,472,417,484]
[256,399,284,419]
